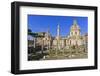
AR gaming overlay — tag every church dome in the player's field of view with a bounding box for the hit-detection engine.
[70,20,80,31]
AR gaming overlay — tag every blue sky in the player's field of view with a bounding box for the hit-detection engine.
[28,15,88,37]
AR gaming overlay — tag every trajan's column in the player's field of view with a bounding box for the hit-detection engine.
[57,24,60,50]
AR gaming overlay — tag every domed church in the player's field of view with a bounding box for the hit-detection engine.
[67,20,83,46]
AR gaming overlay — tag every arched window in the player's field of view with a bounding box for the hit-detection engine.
[75,32,77,35]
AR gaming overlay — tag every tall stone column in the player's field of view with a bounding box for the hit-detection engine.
[57,24,60,50]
